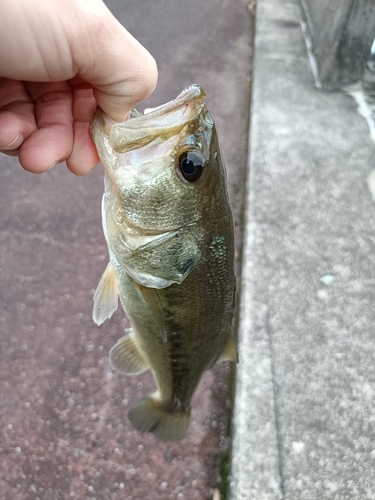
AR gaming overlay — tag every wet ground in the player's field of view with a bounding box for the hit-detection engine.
[0,1,252,499]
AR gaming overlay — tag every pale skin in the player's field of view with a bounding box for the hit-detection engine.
[0,0,158,175]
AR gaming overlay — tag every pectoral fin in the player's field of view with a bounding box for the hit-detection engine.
[134,282,167,343]
[218,335,239,363]
[93,262,119,326]
[109,331,149,375]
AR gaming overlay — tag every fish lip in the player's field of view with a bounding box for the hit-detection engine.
[91,109,115,137]
[142,84,206,118]
[101,85,207,154]
[95,84,206,132]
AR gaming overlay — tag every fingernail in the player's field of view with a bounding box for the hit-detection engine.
[1,134,23,150]
[46,158,66,171]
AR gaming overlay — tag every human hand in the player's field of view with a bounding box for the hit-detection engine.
[0,0,157,175]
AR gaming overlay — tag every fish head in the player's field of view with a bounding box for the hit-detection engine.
[91,85,226,233]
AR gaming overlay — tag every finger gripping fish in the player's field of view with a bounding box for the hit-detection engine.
[91,85,237,441]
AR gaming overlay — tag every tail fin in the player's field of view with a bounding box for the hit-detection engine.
[128,395,191,441]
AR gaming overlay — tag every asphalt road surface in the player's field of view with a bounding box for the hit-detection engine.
[0,1,252,499]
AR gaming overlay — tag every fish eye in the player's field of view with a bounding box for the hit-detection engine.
[178,151,204,182]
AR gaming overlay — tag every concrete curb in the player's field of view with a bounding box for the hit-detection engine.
[230,0,375,498]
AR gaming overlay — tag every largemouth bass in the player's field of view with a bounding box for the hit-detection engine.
[91,85,237,441]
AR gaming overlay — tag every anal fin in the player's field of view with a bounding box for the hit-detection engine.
[218,335,239,363]
[109,331,149,375]
[93,262,119,325]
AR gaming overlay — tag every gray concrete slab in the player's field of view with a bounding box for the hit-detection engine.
[296,0,375,89]
[230,0,375,499]
[0,1,252,499]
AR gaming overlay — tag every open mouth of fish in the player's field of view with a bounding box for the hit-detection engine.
[101,85,209,155]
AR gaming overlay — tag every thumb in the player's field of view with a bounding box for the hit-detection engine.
[73,3,158,121]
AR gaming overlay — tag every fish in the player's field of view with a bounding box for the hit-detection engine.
[91,85,237,441]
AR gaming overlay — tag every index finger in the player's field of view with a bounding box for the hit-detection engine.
[71,7,158,122]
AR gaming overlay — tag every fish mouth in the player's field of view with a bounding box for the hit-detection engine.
[101,85,207,154]
[142,85,206,118]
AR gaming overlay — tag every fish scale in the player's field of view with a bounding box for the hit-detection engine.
[91,85,237,441]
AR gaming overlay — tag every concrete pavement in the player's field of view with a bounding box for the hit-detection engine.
[0,1,252,499]
[230,0,375,498]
